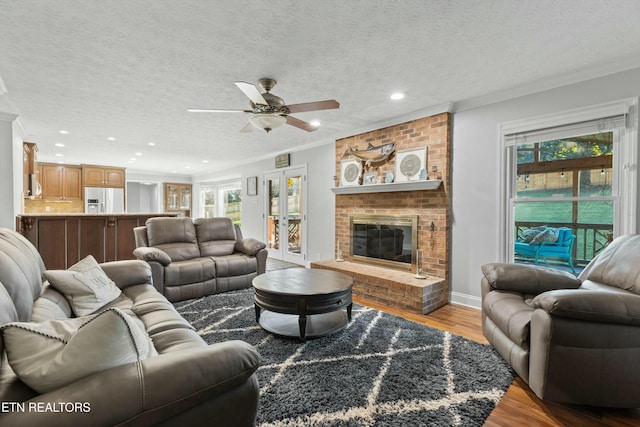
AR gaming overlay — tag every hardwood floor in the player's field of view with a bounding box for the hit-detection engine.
[352,296,640,427]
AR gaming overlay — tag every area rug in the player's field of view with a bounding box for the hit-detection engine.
[174,289,514,426]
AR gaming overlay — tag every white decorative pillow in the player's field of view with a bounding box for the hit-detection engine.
[43,255,122,316]
[1,308,157,394]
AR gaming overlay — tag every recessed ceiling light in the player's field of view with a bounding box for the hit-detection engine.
[148,142,155,146]
[310,120,321,127]
[55,153,64,157]
[135,152,142,156]
[185,166,190,169]
[203,160,209,163]
[390,92,405,100]
[59,130,68,134]
[129,158,137,161]
[57,161,65,164]
[54,143,65,147]
[107,137,116,141]
[171,170,177,173]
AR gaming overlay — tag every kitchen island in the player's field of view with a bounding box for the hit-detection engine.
[16,213,179,269]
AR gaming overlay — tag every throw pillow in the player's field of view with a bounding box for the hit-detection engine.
[531,227,559,244]
[43,255,122,316]
[522,226,546,243]
[1,308,157,394]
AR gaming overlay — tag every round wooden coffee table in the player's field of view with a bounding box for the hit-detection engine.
[253,268,354,340]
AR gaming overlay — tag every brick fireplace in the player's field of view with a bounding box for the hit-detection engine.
[311,112,451,314]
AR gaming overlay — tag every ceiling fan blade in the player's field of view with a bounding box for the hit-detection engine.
[239,122,254,133]
[286,115,318,132]
[187,108,251,113]
[235,81,269,106]
[286,100,340,114]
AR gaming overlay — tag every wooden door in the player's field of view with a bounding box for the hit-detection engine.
[104,168,125,187]
[82,166,105,186]
[63,166,82,200]
[41,164,63,200]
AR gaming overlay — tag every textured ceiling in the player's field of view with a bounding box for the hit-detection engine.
[2,0,640,176]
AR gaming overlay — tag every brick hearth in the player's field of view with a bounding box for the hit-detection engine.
[311,260,446,314]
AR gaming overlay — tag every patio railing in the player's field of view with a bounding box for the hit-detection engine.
[515,221,613,266]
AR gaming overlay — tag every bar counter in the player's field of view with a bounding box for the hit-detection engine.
[16,213,179,269]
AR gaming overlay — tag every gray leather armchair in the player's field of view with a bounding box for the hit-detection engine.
[481,234,640,407]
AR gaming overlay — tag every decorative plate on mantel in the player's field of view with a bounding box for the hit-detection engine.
[340,159,361,186]
[396,147,427,182]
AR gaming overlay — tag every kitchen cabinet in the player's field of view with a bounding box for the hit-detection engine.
[164,183,191,217]
[16,213,179,269]
[40,163,82,201]
[82,165,126,188]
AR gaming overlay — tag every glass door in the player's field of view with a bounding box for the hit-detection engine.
[264,166,307,264]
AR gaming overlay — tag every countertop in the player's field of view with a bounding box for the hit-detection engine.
[17,212,179,217]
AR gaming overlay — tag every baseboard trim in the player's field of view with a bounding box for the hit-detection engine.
[450,292,481,309]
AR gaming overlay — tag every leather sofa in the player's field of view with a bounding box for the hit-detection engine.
[481,234,640,407]
[0,227,260,426]
[134,217,267,302]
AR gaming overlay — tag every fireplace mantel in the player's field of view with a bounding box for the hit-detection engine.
[331,179,441,195]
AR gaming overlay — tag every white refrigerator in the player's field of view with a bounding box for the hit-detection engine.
[85,187,125,213]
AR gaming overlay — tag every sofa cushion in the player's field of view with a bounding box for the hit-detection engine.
[146,217,200,261]
[212,254,258,277]
[481,263,580,295]
[1,308,156,394]
[43,255,122,316]
[580,234,640,294]
[164,258,216,287]
[194,217,237,257]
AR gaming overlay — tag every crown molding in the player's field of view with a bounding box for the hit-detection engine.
[453,60,640,113]
[0,112,18,122]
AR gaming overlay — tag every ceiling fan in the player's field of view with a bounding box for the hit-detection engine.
[187,78,339,133]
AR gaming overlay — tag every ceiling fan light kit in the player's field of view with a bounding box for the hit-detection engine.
[188,78,339,133]
[249,113,287,133]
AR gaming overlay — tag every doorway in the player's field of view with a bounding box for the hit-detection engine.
[264,166,307,265]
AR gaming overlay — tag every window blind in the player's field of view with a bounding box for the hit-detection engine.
[504,114,627,145]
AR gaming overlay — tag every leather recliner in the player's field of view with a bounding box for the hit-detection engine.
[134,217,267,302]
[0,227,260,426]
[481,234,640,407]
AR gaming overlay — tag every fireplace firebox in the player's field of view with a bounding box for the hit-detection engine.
[349,214,418,272]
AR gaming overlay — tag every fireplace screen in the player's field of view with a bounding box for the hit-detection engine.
[350,214,418,272]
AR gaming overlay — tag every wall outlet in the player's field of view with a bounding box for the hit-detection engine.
[45,206,51,212]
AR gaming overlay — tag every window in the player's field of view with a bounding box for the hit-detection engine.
[199,180,242,224]
[500,99,638,269]
[513,133,615,265]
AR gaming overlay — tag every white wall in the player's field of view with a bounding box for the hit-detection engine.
[126,171,191,213]
[0,113,19,229]
[193,143,336,264]
[450,67,640,308]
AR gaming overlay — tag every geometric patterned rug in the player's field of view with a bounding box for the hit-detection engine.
[174,289,514,426]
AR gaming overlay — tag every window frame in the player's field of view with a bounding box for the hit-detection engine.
[198,179,242,222]
[498,98,638,263]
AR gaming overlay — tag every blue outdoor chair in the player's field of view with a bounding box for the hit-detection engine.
[514,227,576,274]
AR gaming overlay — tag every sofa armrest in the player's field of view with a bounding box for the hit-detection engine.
[481,263,580,294]
[133,246,172,266]
[532,290,640,326]
[0,340,260,427]
[235,238,267,256]
[99,260,152,289]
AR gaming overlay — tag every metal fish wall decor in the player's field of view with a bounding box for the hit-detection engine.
[343,142,396,165]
